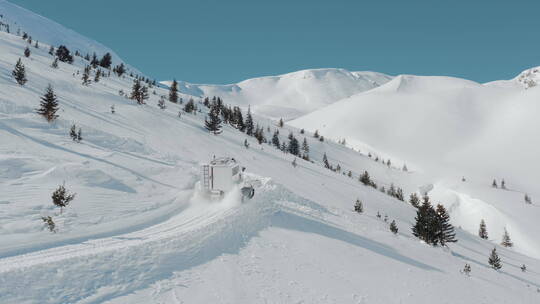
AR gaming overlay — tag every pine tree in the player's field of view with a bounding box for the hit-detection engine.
[492,179,498,188]
[479,219,488,239]
[12,58,27,85]
[302,138,310,160]
[114,63,126,76]
[205,102,222,135]
[412,196,440,245]
[280,142,287,152]
[51,57,59,69]
[99,52,112,68]
[278,118,284,128]
[34,40,39,48]
[51,183,76,214]
[319,136,324,142]
[70,124,78,141]
[82,65,91,85]
[288,134,299,155]
[184,98,195,113]
[292,158,297,168]
[158,96,166,109]
[90,52,99,68]
[254,125,265,144]
[130,79,147,104]
[24,46,31,57]
[55,45,73,63]
[314,130,319,138]
[110,105,115,114]
[501,228,513,248]
[323,153,331,169]
[244,139,249,149]
[462,264,471,276]
[354,199,363,213]
[435,204,457,245]
[402,164,408,172]
[169,79,179,103]
[36,85,59,122]
[48,46,54,55]
[409,193,420,208]
[521,264,527,272]
[390,220,398,234]
[272,130,280,148]
[360,171,372,186]
[245,106,254,135]
[524,194,532,204]
[488,247,502,270]
[77,128,82,142]
[501,179,506,189]
[41,216,56,233]
[94,69,101,83]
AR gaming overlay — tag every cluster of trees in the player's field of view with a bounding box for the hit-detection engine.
[478,219,514,248]
[69,124,83,142]
[380,183,404,201]
[411,195,457,246]
[491,178,506,189]
[130,79,149,104]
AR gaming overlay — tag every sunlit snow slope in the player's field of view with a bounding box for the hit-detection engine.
[0,3,539,304]
[163,69,392,120]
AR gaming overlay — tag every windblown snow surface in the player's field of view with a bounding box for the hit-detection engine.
[0,3,540,304]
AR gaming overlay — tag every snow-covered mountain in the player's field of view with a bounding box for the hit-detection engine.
[1,2,540,303]
[163,69,392,120]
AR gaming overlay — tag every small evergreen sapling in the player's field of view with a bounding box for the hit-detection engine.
[24,46,31,57]
[354,199,363,213]
[524,194,532,204]
[462,264,471,276]
[492,179,498,188]
[488,247,502,270]
[521,264,527,272]
[501,228,513,248]
[390,220,398,234]
[12,58,27,85]
[479,219,488,239]
[36,84,59,122]
[169,79,179,103]
[41,216,56,233]
[52,184,76,214]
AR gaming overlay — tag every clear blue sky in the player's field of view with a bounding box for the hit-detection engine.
[9,0,540,84]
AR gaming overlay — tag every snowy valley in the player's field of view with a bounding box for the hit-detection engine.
[1,1,540,304]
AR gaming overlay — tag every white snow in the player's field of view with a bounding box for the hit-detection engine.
[162,68,392,120]
[0,3,539,304]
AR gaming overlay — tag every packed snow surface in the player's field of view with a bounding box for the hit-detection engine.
[0,2,540,303]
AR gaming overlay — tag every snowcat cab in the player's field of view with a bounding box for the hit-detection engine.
[200,157,254,201]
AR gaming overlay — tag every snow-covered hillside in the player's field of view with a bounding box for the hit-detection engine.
[0,0,134,71]
[163,69,392,120]
[1,3,540,304]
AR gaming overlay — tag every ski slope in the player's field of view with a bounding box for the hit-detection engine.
[0,3,540,303]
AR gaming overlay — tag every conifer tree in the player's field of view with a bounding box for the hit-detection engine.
[245,106,254,135]
[492,179,498,188]
[36,84,59,122]
[41,216,56,233]
[77,128,82,142]
[90,52,99,68]
[521,264,527,272]
[254,125,265,144]
[488,247,502,270]
[524,194,532,204]
[82,65,91,85]
[244,139,249,149]
[501,179,506,189]
[130,79,147,104]
[110,105,115,114]
[314,130,319,138]
[70,124,78,141]
[169,79,179,103]
[435,204,457,245]
[55,45,73,63]
[354,199,363,213]
[360,171,372,186]
[99,52,112,68]
[158,96,166,109]
[390,220,398,234]
[280,142,287,152]
[323,153,331,169]
[205,102,222,135]
[12,58,27,85]
[272,130,280,148]
[278,118,284,128]
[292,158,297,168]
[409,193,420,208]
[34,40,39,48]
[52,183,76,214]
[462,264,471,276]
[302,138,310,160]
[319,136,324,142]
[501,228,513,248]
[114,63,126,76]
[412,196,440,245]
[479,219,488,239]
[24,46,31,57]
[184,98,195,113]
[288,134,299,155]
[51,57,59,69]
[94,69,101,83]
[48,46,54,55]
